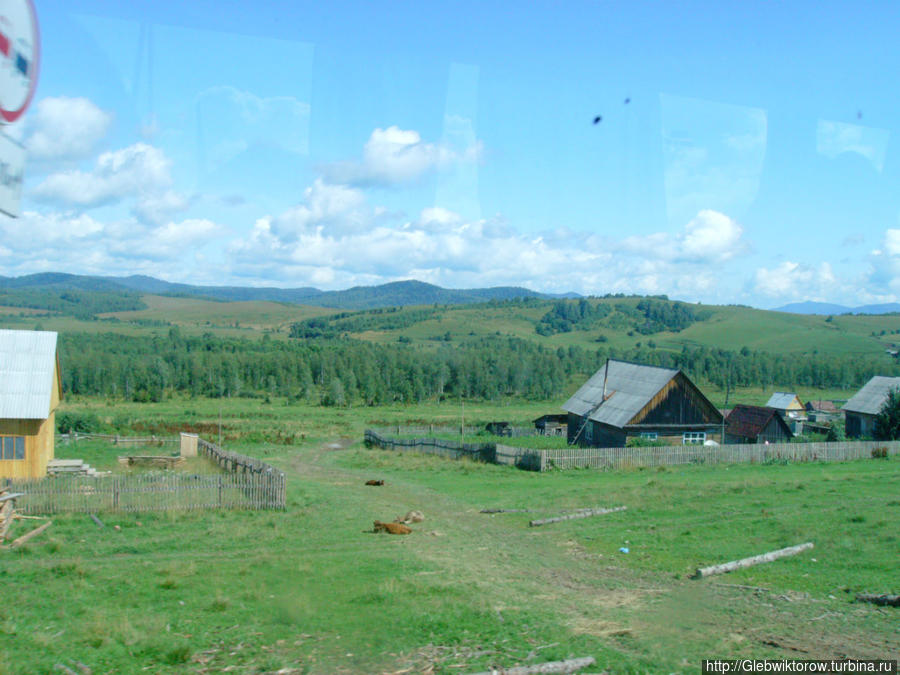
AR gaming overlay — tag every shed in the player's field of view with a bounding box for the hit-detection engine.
[765,392,806,418]
[485,421,511,437]
[563,359,723,447]
[533,414,568,436]
[0,330,62,479]
[842,376,900,438]
[724,405,793,444]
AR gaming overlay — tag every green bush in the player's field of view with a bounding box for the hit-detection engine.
[56,411,102,434]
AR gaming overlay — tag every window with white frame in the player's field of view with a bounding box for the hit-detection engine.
[639,432,658,440]
[682,432,706,445]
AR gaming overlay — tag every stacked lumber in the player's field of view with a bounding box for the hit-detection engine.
[117,455,185,469]
[47,459,104,477]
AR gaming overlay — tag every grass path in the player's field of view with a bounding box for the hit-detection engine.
[2,440,898,674]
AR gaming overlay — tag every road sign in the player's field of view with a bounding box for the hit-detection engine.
[0,0,40,124]
[0,131,24,217]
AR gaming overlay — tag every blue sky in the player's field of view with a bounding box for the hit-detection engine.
[3,0,900,307]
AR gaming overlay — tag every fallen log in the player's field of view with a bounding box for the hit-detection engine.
[468,656,596,675]
[480,508,532,514]
[529,506,626,527]
[855,593,900,607]
[692,542,814,579]
[7,520,53,549]
[90,514,105,528]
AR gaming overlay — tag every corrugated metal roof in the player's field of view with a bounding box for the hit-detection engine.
[0,329,58,419]
[765,392,802,410]
[726,405,791,440]
[562,359,679,429]
[842,376,900,415]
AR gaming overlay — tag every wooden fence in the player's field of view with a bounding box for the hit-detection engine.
[374,425,540,438]
[365,430,540,470]
[4,438,285,513]
[365,429,900,473]
[57,432,179,446]
[537,439,900,471]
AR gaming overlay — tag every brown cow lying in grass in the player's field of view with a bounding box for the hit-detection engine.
[373,520,411,535]
[365,479,384,486]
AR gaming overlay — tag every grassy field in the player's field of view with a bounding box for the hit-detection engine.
[2,397,898,674]
[2,294,900,359]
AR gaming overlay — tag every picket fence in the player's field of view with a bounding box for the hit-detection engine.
[4,438,285,514]
[365,429,899,473]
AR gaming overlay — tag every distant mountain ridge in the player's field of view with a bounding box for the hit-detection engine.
[0,272,579,310]
[774,300,900,315]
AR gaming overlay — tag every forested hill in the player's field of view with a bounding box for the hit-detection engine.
[0,273,560,310]
[4,288,900,403]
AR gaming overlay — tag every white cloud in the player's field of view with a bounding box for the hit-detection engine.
[27,97,113,161]
[680,210,745,261]
[816,120,890,172]
[229,198,744,300]
[753,261,837,300]
[269,179,370,240]
[120,218,227,260]
[0,210,225,276]
[133,190,192,226]
[323,126,481,186]
[31,143,172,207]
[619,210,746,263]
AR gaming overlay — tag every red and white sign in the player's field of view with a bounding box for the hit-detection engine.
[0,0,39,124]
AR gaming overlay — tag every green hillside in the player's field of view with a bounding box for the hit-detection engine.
[288,296,900,358]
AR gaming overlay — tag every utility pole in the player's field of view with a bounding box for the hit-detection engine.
[218,406,222,447]
[460,399,465,441]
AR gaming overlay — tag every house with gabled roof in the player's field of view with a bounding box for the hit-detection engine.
[724,405,793,444]
[765,392,805,417]
[563,359,723,448]
[0,330,62,479]
[842,376,900,438]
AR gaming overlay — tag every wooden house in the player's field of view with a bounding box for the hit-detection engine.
[724,405,793,444]
[842,376,900,438]
[563,359,723,448]
[533,414,568,436]
[0,330,62,479]
[804,400,840,423]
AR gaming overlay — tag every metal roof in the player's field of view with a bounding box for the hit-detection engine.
[0,329,59,419]
[842,376,900,416]
[725,405,792,440]
[765,392,802,410]
[562,359,679,429]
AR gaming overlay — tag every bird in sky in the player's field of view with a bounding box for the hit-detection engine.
[624,97,630,104]
[593,115,602,124]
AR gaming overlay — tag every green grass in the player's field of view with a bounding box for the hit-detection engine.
[3,399,898,673]
[4,293,900,359]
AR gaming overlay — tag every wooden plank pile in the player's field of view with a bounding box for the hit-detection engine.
[117,455,185,469]
[0,486,52,550]
[47,458,105,477]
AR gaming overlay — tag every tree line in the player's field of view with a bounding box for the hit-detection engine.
[55,329,900,405]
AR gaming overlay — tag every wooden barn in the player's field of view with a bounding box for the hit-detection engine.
[724,405,793,444]
[563,359,723,448]
[842,376,900,438]
[533,414,568,436]
[0,330,62,479]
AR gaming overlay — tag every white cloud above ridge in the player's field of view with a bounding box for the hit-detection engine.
[323,126,481,187]
[752,261,838,301]
[31,143,172,208]
[27,97,113,161]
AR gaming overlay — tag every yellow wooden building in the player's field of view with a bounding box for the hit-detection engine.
[0,330,62,480]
